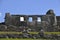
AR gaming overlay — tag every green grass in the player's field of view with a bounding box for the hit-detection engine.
[0,32,59,40]
[0,31,60,34]
[0,38,55,40]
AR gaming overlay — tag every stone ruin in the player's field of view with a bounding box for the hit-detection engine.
[0,9,60,32]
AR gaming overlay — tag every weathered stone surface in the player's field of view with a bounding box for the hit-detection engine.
[0,9,59,32]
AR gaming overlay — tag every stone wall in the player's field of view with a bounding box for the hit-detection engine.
[4,9,59,32]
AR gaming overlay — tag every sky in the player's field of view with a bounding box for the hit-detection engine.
[0,0,60,23]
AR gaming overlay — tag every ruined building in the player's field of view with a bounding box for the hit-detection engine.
[0,9,60,32]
